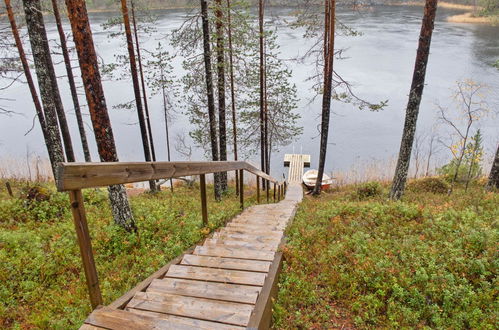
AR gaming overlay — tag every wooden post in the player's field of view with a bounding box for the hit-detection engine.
[266,180,270,203]
[256,176,260,203]
[278,185,281,201]
[200,174,208,226]
[68,190,103,310]
[273,182,276,202]
[284,182,287,196]
[239,169,244,209]
[5,182,13,197]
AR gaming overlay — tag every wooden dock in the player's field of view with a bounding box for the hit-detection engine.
[81,184,303,329]
[284,154,310,183]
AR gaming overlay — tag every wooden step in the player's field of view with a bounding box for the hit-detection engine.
[226,223,284,231]
[127,291,253,326]
[181,254,271,272]
[165,265,266,286]
[84,306,239,330]
[127,309,243,329]
[219,227,283,238]
[194,245,275,261]
[148,278,260,304]
[204,239,278,251]
[213,232,282,243]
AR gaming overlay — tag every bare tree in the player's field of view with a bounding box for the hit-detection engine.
[65,0,136,232]
[312,0,335,196]
[437,80,489,194]
[4,0,63,180]
[23,0,75,163]
[120,0,156,192]
[389,0,438,200]
[51,0,92,162]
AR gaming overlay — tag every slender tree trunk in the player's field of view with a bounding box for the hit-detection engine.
[23,0,75,163]
[22,0,67,177]
[131,1,156,163]
[312,0,335,196]
[264,42,270,178]
[5,0,59,178]
[51,0,92,162]
[259,0,266,176]
[226,0,239,195]
[449,124,471,195]
[65,0,136,232]
[161,72,173,192]
[214,0,228,192]
[120,0,156,192]
[389,0,438,200]
[486,144,499,190]
[200,0,221,201]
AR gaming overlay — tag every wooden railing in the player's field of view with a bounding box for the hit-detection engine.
[56,161,286,309]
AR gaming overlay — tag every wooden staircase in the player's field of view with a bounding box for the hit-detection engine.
[81,184,303,330]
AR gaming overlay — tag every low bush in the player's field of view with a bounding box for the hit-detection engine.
[407,177,450,194]
[355,181,382,199]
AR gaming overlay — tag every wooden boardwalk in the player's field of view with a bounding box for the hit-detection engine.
[284,154,310,183]
[81,184,303,330]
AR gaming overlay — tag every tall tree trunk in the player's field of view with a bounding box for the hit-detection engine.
[51,0,92,162]
[264,41,269,178]
[131,0,156,162]
[120,0,156,192]
[21,0,66,178]
[486,144,499,190]
[226,0,239,195]
[389,0,438,200]
[161,69,173,192]
[5,0,59,179]
[65,0,136,232]
[312,0,335,196]
[200,0,222,201]
[23,0,75,164]
[214,0,228,192]
[259,0,266,177]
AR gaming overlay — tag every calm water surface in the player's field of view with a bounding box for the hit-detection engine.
[1,5,498,178]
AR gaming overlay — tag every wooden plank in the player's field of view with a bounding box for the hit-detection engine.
[226,223,284,231]
[181,254,271,272]
[57,161,277,191]
[147,278,260,304]
[213,232,282,244]
[219,228,283,238]
[80,324,104,330]
[127,291,254,326]
[127,309,244,330]
[85,306,225,330]
[204,239,278,251]
[108,248,193,309]
[165,265,266,286]
[194,245,275,261]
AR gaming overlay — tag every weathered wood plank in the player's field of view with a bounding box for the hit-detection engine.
[85,306,205,330]
[57,161,277,191]
[147,278,260,304]
[127,309,244,330]
[204,239,278,251]
[79,324,104,330]
[219,228,283,238]
[213,232,282,243]
[127,291,254,326]
[194,245,275,261]
[165,265,266,286]
[181,254,271,272]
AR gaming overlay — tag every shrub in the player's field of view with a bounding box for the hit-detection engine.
[355,181,382,199]
[407,177,450,194]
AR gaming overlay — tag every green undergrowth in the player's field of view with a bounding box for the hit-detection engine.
[0,179,256,329]
[274,180,498,329]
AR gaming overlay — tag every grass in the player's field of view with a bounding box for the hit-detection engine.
[274,180,498,329]
[0,179,256,329]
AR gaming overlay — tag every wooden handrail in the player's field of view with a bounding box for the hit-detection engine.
[56,161,278,191]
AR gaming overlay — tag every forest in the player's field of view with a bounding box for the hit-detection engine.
[0,0,498,329]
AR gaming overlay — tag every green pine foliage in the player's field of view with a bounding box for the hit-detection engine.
[274,182,498,328]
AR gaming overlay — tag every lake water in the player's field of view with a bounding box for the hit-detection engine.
[1,5,498,180]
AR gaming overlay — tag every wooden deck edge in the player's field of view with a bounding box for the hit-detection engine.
[246,200,301,329]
